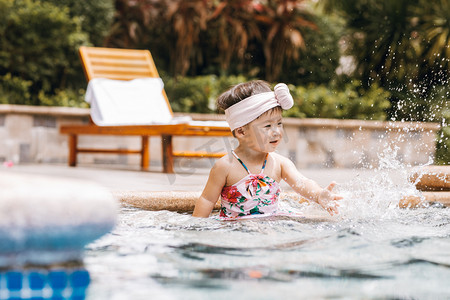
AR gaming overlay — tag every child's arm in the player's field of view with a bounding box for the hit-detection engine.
[192,158,229,217]
[280,156,342,215]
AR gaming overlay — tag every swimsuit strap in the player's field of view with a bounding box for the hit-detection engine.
[231,150,268,174]
[261,153,268,172]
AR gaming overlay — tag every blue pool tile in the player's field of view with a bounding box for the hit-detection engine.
[6,271,22,290]
[71,284,89,299]
[30,297,45,300]
[48,271,67,289]
[70,270,90,288]
[29,271,46,290]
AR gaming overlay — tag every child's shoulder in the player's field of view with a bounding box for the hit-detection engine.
[270,151,290,162]
[270,152,295,168]
[211,153,233,173]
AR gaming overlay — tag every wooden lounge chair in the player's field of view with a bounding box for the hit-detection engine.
[59,46,232,173]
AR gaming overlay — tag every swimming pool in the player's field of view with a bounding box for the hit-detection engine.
[84,166,450,300]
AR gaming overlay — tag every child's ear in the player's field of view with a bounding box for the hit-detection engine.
[235,127,245,137]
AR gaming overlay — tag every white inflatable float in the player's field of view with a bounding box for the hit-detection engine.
[0,172,117,266]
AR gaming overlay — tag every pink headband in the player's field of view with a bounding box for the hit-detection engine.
[224,83,294,131]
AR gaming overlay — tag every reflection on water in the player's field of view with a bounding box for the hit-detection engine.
[0,268,90,300]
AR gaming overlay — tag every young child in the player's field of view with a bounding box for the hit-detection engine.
[193,80,342,219]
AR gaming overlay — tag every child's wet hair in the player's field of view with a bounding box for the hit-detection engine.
[217,80,272,111]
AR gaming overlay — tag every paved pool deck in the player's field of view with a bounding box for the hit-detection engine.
[4,163,402,192]
[5,163,449,210]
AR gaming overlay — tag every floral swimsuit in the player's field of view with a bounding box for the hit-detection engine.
[219,151,281,220]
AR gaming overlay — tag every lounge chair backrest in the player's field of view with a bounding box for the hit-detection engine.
[79,46,173,115]
[79,46,159,80]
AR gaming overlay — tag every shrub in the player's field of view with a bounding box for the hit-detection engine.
[42,0,114,46]
[0,0,89,105]
[164,75,390,120]
[38,89,87,108]
[435,126,450,165]
[108,0,340,85]
[434,103,450,165]
[0,73,32,105]
[284,81,391,120]
[164,75,248,113]
[279,15,342,86]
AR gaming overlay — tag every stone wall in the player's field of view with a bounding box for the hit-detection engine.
[0,104,440,170]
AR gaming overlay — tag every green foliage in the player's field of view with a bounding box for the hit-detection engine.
[42,0,115,46]
[395,83,450,122]
[435,126,450,165]
[164,76,215,114]
[165,75,390,121]
[0,0,89,105]
[318,0,450,122]
[0,73,86,107]
[164,75,248,113]
[284,81,391,120]
[417,0,450,74]
[0,73,32,105]
[280,15,343,86]
[434,99,450,165]
[319,0,419,84]
[37,89,87,108]
[107,0,340,85]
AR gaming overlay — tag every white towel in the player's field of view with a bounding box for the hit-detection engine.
[85,77,229,128]
[86,78,178,126]
[188,120,229,127]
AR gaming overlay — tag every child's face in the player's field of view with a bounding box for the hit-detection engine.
[244,109,283,153]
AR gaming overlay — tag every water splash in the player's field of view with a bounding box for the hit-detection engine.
[331,146,424,220]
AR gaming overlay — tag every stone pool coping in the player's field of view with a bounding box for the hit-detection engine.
[0,104,440,131]
[5,164,449,211]
[114,190,450,212]
[113,190,311,212]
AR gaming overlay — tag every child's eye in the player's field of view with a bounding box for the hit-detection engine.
[278,122,283,126]
[264,124,271,128]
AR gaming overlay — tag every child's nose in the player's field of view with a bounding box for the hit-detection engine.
[272,126,282,136]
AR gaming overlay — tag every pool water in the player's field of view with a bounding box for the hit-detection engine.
[84,206,450,299]
[84,182,450,299]
[82,150,450,300]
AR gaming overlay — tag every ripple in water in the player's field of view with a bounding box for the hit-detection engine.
[85,148,450,299]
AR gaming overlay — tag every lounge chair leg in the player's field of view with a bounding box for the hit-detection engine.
[68,134,77,167]
[141,136,150,170]
[162,135,174,173]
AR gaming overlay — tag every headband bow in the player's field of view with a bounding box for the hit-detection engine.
[225,83,294,131]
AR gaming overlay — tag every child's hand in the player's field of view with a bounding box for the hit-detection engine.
[317,182,343,215]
